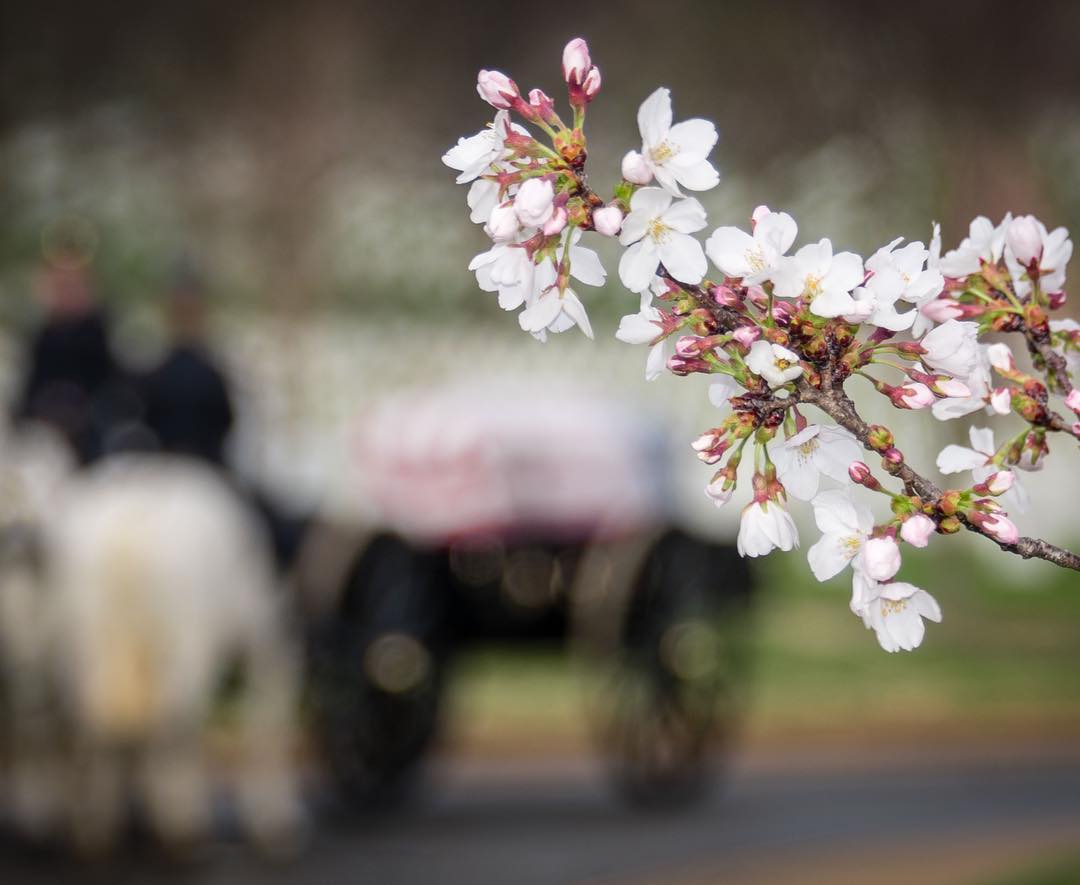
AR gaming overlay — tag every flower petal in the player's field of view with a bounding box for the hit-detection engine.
[658,232,707,284]
[637,87,672,148]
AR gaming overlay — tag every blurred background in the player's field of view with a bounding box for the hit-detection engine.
[1,1,1079,882]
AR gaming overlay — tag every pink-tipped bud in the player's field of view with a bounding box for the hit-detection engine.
[849,461,880,490]
[621,150,653,185]
[562,38,591,84]
[921,297,964,323]
[746,286,769,309]
[581,66,601,100]
[732,325,761,348]
[542,206,568,236]
[485,203,519,241]
[751,205,771,227]
[705,474,734,507]
[712,285,741,307]
[934,377,971,398]
[1005,215,1043,267]
[861,536,902,582]
[989,387,1012,415]
[592,205,623,237]
[897,383,935,409]
[1066,388,1080,414]
[986,342,1016,373]
[1048,290,1067,309]
[675,336,701,357]
[514,178,555,227]
[477,70,519,109]
[528,87,552,107]
[900,514,935,548]
[691,431,719,452]
[771,300,796,324]
[985,470,1015,495]
[979,512,1020,545]
[883,447,904,466]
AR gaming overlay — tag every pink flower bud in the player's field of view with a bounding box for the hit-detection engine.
[1066,388,1080,413]
[981,513,1020,545]
[477,70,519,109]
[985,470,1014,494]
[542,206,567,236]
[900,514,935,548]
[514,178,555,227]
[581,67,601,100]
[883,447,904,465]
[1006,214,1043,266]
[712,285,741,307]
[485,203,519,241]
[751,205,771,227]
[898,383,935,409]
[849,461,873,484]
[986,342,1016,373]
[861,536,902,582]
[935,377,971,398]
[746,286,769,309]
[989,387,1012,415]
[621,150,653,185]
[732,325,761,348]
[921,297,963,323]
[704,478,733,507]
[675,336,700,357]
[562,38,591,84]
[1048,290,1067,309]
[592,205,623,237]
[691,431,719,452]
[528,87,552,107]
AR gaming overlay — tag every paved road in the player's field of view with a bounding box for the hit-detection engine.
[4,742,1080,884]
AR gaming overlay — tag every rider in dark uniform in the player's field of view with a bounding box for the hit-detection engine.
[13,258,122,464]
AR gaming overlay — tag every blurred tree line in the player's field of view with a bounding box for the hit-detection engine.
[1,0,1079,325]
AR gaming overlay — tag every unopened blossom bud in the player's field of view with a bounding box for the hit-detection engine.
[897,383,935,410]
[921,297,964,323]
[1006,214,1043,266]
[562,38,591,84]
[934,377,971,398]
[984,471,1015,495]
[675,336,701,357]
[621,150,653,185]
[862,536,902,582]
[989,387,1012,415]
[882,447,904,466]
[542,207,567,236]
[849,461,880,489]
[485,203,519,241]
[976,512,1020,545]
[592,205,623,237]
[712,285,741,307]
[477,69,519,109]
[732,325,761,348]
[691,430,720,452]
[986,342,1016,374]
[1048,290,1067,309]
[867,425,894,452]
[900,514,935,548]
[668,354,711,376]
[514,178,555,227]
[705,468,737,507]
[527,88,559,124]
[1066,389,1080,414]
[581,67,601,100]
[751,205,771,227]
[939,516,962,534]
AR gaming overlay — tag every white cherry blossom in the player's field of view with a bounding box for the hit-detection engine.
[615,290,668,380]
[770,239,864,318]
[737,498,799,558]
[866,237,944,336]
[768,424,861,501]
[845,268,914,330]
[936,426,1029,513]
[919,319,980,379]
[442,111,519,184]
[519,285,593,340]
[937,214,1012,278]
[618,188,708,292]
[859,581,942,653]
[745,340,802,388]
[705,208,797,283]
[631,87,719,196]
[806,489,874,581]
[1004,215,1073,295]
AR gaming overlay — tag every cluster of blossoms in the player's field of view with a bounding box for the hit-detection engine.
[444,39,1080,653]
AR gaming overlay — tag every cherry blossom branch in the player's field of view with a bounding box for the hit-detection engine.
[795,378,1080,571]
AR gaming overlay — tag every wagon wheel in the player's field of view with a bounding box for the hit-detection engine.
[587,529,752,806]
[306,533,448,809]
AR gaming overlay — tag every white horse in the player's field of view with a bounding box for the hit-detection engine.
[0,433,305,856]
